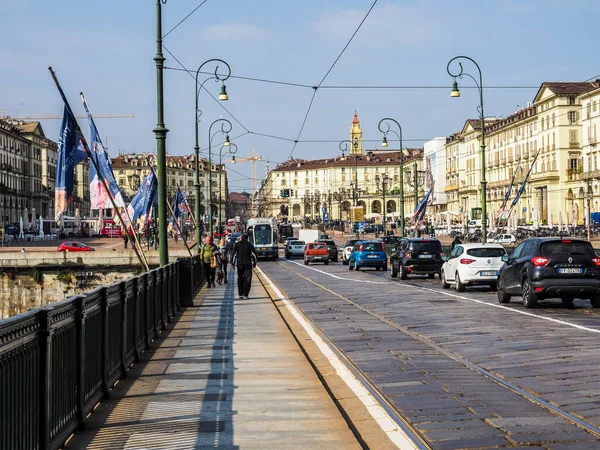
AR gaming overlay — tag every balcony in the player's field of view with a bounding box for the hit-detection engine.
[569,141,580,149]
[582,169,600,180]
[566,168,583,182]
[530,170,559,182]
[444,185,458,192]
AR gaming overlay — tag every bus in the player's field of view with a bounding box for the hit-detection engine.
[246,217,278,260]
[278,222,293,243]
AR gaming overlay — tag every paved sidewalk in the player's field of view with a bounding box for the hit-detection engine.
[67,270,359,449]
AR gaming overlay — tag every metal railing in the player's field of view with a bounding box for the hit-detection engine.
[0,255,203,450]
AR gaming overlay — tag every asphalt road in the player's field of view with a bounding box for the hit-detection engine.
[260,252,600,449]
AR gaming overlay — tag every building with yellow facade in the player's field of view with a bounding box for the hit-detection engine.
[258,112,424,221]
[446,80,600,227]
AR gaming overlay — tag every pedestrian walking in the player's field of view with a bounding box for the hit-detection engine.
[201,236,218,288]
[231,233,257,299]
[123,232,129,249]
[218,238,230,284]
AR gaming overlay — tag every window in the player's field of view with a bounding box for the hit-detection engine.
[569,96,576,105]
[593,101,598,112]
[569,111,577,124]
[569,130,578,146]
[570,158,579,170]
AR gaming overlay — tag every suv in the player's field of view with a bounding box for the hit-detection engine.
[497,238,600,308]
[390,238,444,279]
[318,239,338,262]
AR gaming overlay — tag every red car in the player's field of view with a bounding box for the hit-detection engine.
[57,242,95,252]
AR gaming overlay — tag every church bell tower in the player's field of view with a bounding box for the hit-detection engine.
[349,110,363,155]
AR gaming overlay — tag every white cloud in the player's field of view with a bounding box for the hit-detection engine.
[310,2,442,47]
[197,23,275,42]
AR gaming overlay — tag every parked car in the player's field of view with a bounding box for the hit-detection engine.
[441,243,506,292]
[285,240,306,259]
[320,234,330,240]
[493,234,517,245]
[390,238,444,279]
[380,236,402,258]
[304,242,329,265]
[342,239,361,265]
[348,241,387,271]
[497,238,600,308]
[57,242,95,252]
[364,224,375,234]
[318,239,338,262]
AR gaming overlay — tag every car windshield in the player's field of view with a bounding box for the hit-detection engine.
[253,224,272,245]
[361,242,383,251]
[290,241,305,246]
[466,248,506,258]
[409,241,441,252]
[382,237,401,244]
[319,240,335,246]
[345,240,359,247]
[541,241,594,257]
[310,243,326,250]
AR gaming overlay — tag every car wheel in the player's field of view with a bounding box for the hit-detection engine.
[355,263,360,271]
[285,253,290,259]
[304,259,308,266]
[455,272,465,292]
[399,264,407,280]
[343,259,348,265]
[428,273,435,279]
[497,277,511,303]
[489,282,497,291]
[390,261,398,278]
[591,295,600,308]
[561,296,574,307]
[325,260,329,266]
[382,264,387,271]
[441,270,450,289]
[522,277,538,308]
[349,261,354,271]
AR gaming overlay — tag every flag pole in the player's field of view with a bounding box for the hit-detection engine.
[177,183,200,250]
[80,92,149,269]
[48,67,148,271]
[147,159,194,257]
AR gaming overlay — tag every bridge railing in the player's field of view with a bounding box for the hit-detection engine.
[0,255,203,450]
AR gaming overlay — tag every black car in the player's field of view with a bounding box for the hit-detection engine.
[497,238,600,308]
[390,238,444,279]
[364,224,375,234]
[317,239,338,262]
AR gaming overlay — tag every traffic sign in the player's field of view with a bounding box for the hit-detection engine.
[358,222,364,229]
[322,207,327,213]
[351,206,364,223]
[324,213,329,222]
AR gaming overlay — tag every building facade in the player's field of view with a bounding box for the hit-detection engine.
[0,120,60,223]
[111,153,229,218]
[445,81,600,227]
[258,113,425,221]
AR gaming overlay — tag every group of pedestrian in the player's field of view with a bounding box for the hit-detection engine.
[201,233,257,299]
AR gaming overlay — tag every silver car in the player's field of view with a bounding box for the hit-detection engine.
[285,240,306,259]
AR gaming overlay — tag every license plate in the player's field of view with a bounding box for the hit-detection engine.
[260,247,267,251]
[418,254,433,259]
[313,256,322,260]
[367,255,378,258]
[480,271,498,277]
[558,268,583,274]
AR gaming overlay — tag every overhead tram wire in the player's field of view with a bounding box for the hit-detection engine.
[287,0,378,160]
[162,45,249,132]
[162,0,211,39]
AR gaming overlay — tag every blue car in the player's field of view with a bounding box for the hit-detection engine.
[348,241,387,271]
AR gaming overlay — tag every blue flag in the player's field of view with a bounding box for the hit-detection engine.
[127,171,158,222]
[510,150,541,209]
[55,106,89,221]
[173,189,185,219]
[82,96,125,210]
[411,188,432,223]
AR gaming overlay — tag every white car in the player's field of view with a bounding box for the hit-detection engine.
[342,239,361,265]
[492,234,516,245]
[284,240,306,259]
[441,243,506,292]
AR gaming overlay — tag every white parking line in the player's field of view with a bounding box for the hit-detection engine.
[257,266,422,450]
[281,259,600,335]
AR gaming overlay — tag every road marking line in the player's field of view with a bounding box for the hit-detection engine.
[257,266,423,450]
[282,259,600,335]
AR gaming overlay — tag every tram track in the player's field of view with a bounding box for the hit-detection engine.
[272,258,600,443]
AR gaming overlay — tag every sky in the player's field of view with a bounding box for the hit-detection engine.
[2,0,600,194]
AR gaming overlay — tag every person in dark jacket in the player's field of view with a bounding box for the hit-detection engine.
[231,233,258,299]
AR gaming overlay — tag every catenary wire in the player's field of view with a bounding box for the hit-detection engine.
[162,0,211,39]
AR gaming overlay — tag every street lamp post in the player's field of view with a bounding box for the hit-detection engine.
[208,119,232,236]
[339,140,360,239]
[376,173,390,236]
[194,59,231,249]
[218,142,237,236]
[154,0,169,266]
[378,118,406,237]
[407,163,426,211]
[447,56,488,242]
